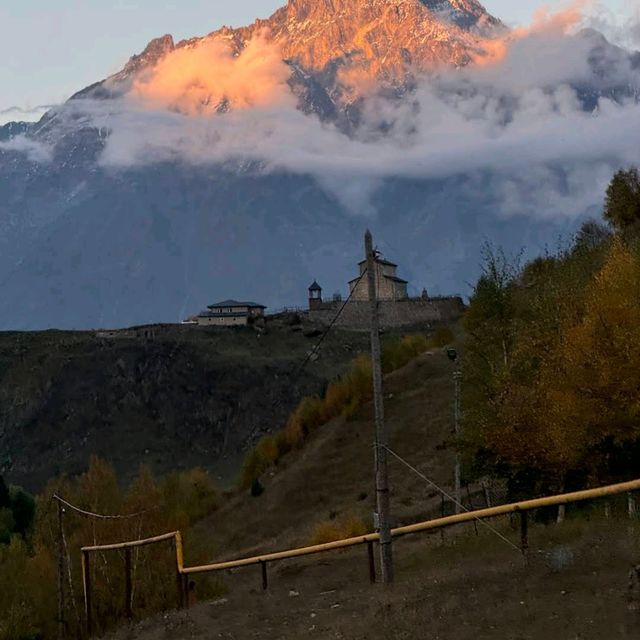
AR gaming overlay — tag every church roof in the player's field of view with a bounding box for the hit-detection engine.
[308,281,322,291]
[207,299,266,309]
[384,275,408,284]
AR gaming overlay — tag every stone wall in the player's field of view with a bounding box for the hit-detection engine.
[308,297,465,330]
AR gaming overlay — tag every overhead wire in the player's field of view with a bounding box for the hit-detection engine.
[53,494,156,520]
[378,444,521,553]
[295,266,368,376]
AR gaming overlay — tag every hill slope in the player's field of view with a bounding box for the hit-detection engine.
[196,348,459,557]
[0,320,371,491]
[103,346,640,640]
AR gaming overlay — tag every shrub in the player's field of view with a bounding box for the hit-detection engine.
[382,334,429,372]
[7,487,35,539]
[430,326,455,348]
[0,477,9,509]
[250,479,265,498]
[294,396,325,436]
[240,436,280,490]
[162,468,220,524]
[308,513,368,545]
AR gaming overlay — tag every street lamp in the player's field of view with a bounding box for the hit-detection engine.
[447,348,462,514]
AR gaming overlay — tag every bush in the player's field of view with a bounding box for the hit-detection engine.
[240,435,280,490]
[0,477,9,510]
[250,479,265,497]
[162,468,220,524]
[10,489,36,538]
[308,513,368,545]
[382,334,429,372]
[430,326,455,348]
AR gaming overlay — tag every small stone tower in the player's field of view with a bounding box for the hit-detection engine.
[308,281,323,310]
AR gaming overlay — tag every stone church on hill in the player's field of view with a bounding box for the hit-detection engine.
[349,257,408,301]
[307,253,463,330]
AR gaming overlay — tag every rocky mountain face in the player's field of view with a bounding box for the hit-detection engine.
[229,0,501,77]
[72,0,503,121]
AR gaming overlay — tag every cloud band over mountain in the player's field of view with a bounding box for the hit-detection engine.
[4,3,640,221]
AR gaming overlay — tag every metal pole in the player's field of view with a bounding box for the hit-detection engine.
[83,550,92,638]
[453,368,462,514]
[57,500,65,640]
[365,230,394,586]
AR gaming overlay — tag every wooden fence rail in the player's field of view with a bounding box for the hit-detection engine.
[80,478,640,636]
[81,531,183,636]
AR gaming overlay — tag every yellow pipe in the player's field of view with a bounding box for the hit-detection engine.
[81,531,179,553]
[182,534,378,575]
[392,478,640,537]
[181,478,640,575]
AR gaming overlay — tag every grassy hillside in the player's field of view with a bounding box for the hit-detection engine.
[106,516,640,640]
[100,344,640,640]
[193,347,459,559]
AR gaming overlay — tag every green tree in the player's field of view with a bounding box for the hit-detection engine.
[604,167,640,232]
[0,477,10,510]
[10,488,35,538]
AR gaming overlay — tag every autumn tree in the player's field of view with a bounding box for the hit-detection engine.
[604,167,640,232]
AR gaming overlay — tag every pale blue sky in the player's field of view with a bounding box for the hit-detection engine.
[0,0,631,118]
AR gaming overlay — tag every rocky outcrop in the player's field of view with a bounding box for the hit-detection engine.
[0,324,369,491]
[82,0,502,109]
[233,0,502,78]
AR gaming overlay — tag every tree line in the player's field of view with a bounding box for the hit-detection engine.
[462,166,640,498]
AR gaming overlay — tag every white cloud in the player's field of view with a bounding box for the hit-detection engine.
[5,9,640,221]
[0,105,51,126]
[0,135,52,162]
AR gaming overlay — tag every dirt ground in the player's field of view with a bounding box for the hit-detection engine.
[105,515,640,640]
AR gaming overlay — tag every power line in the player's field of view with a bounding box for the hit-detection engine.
[295,267,368,376]
[53,495,156,521]
[378,445,521,553]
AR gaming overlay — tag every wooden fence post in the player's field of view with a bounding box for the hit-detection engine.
[520,511,529,562]
[174,533,185,610]
[367,541,376,584]
[440,494,446,544]
[467,486,478,536]
[482,481,492,508]
[124,548,133,620]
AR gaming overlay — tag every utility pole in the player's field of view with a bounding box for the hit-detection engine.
[453,368,462,514]
[365,230,394,585]
[56,498,65,640]
[447,348,462,514]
